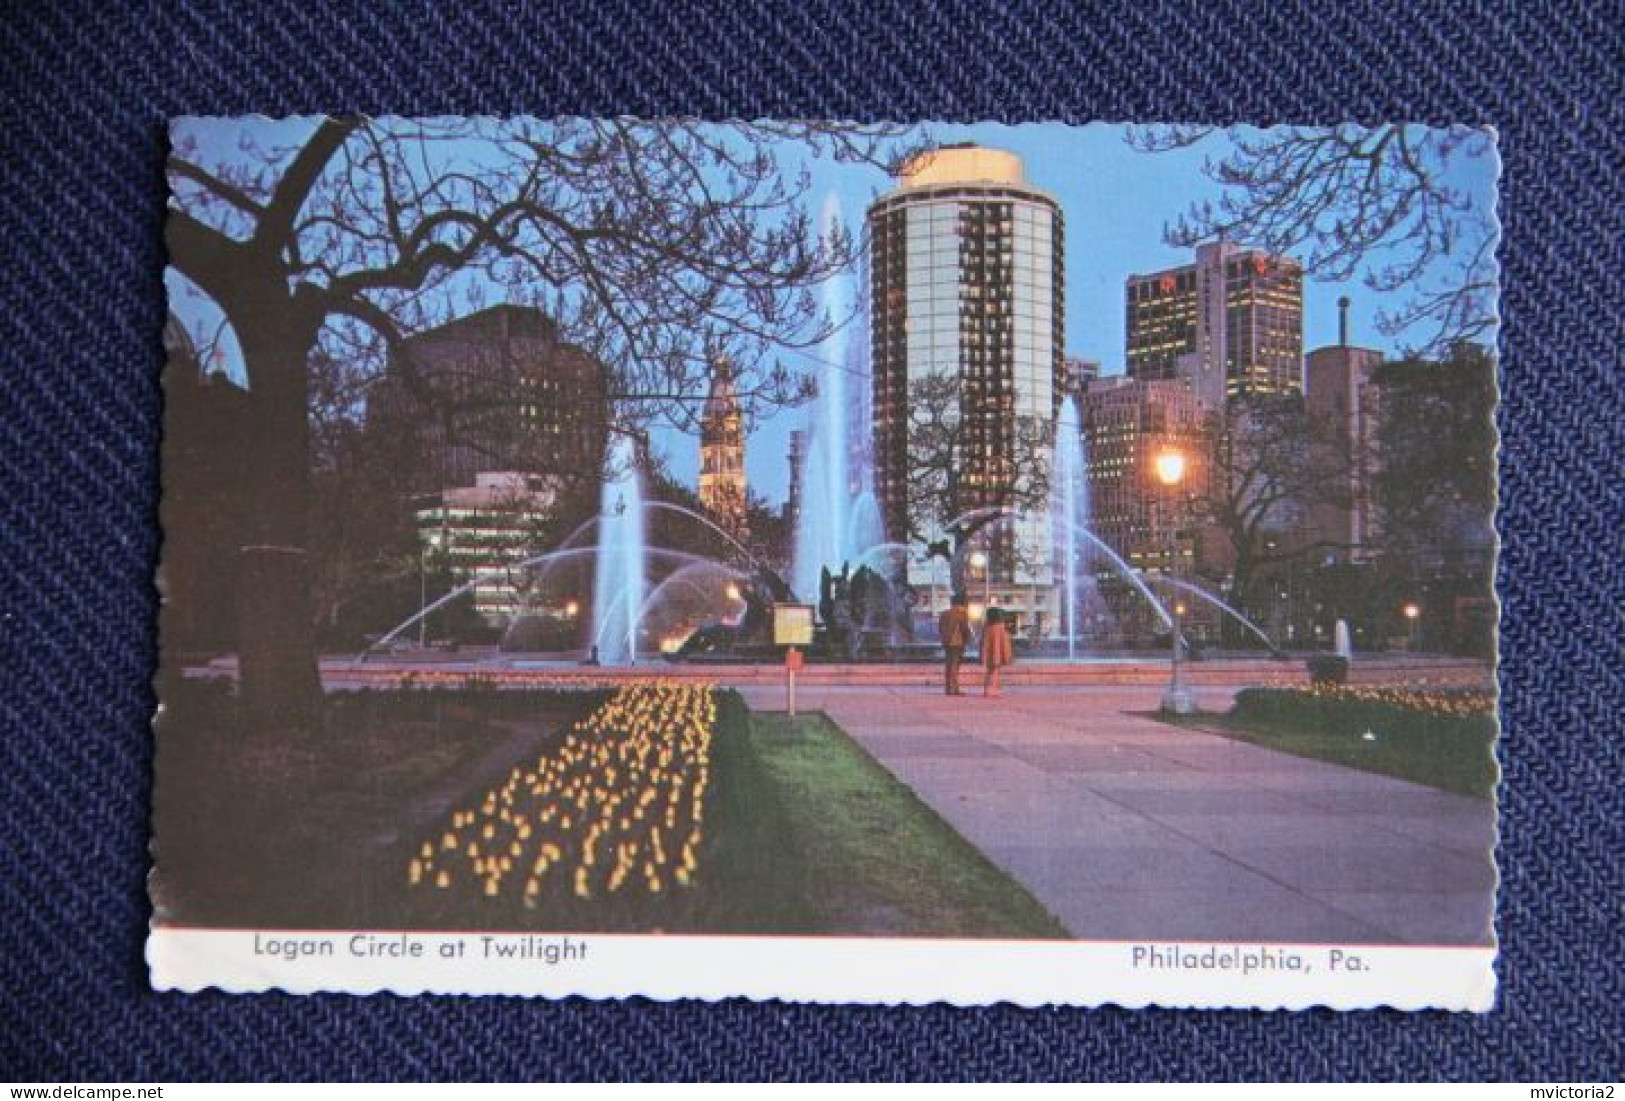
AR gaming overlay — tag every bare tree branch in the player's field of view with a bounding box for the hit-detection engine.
[1129,124,1497,357]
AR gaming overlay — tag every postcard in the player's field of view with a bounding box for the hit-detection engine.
[151,117,1500,1009]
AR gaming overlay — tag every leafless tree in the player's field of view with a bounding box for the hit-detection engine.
[1194,396,1353,618]
[1128,124,1497,357]
[903,372,1053,595]
[166,116,915,728]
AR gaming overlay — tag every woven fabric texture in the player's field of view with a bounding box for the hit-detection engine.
[1,0,1621,1082]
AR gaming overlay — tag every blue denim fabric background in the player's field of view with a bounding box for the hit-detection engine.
[2,0,1621,1081]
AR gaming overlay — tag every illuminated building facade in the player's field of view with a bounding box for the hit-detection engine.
[416,471,559,624]
[868,144,1065,621]
[1126,241,1304,407]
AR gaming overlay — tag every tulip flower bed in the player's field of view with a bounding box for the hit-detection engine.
[392,681,1066,936]
[1216,684,1498,797]
[402,680,724,931]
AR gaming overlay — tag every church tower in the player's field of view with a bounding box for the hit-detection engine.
[699,356,748,541]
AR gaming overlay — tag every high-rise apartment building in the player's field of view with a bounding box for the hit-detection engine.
[1063,356,1101,399]
[698,357,748,540]
[868,144,1065,619]
[1126,241,1304,407]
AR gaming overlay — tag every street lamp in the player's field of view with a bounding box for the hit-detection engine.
[1154,447,1194,714]
[1403,602,1421,650]
[969,550,991,618]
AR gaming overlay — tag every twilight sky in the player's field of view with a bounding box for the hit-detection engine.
[167,119,1499,508]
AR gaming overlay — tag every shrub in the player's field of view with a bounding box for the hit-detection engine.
[1306,654,1349,685]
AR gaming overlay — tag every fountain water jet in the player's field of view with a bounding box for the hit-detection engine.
[793,193,878,602]
[644,501,760,566]
[1145,575,1280,653]
[1053,396,1087,658]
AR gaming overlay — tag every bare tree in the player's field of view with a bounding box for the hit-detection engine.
[1128,124,1497,357]
[1195,396,1353,621]
[166,116,914,728]
[903,372,1053,595]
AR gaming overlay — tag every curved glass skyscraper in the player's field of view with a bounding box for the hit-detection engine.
[867,145,1065,626]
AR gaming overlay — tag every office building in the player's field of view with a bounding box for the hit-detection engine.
[416,471,560,624]
[1078,376,1213,641]
[1126,241,1304,407]
[372,304,609,495]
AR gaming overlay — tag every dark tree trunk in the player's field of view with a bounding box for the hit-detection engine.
[236,314,322,733]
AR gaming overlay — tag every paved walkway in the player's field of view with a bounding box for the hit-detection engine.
[739,684,1496,945]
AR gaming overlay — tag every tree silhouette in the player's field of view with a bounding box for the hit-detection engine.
[1128,124,1497,358]
[1195,395,1354,622]
[902,372,1054,596]
[166,116,913,728]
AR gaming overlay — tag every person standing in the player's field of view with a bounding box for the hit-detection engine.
[980,606,1013,698]
[938,593,971,696]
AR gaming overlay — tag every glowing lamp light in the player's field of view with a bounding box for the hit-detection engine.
[1154,449,1187,487]
[1174,602,1188,617]
[968,602,986,621]
[969,551,989,571]
[725,583,742,602]
[1403,603,1421,621]
[564,600,580,618]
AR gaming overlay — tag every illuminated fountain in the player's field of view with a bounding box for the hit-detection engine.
[793,194,885,603]
[590,432,646,664]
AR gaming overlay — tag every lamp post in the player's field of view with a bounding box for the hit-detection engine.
[1403,602,1421,651]
[418,541,427,649]
[1154,447,1194,714]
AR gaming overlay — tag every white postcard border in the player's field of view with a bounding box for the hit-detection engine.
[149,929,1496,1011]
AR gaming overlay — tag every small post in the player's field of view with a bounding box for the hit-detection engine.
[1162,599,1194,714]
[785,645,803,716]
[771,603,815,719]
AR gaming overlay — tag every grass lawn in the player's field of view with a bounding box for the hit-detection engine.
[710,699,1068,939]
[1154,704,1498,799]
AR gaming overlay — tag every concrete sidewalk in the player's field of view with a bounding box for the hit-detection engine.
[738,684,1496,945]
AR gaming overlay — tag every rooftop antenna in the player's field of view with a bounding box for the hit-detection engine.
[1338,295,1352,347]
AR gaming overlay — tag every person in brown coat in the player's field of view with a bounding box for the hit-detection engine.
[938,593,971,696]
[980,607,1014,698]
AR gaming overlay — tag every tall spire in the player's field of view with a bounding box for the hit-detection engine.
[699,355,748,542]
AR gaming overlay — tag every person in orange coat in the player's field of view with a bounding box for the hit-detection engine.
[980,607,1014,698]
